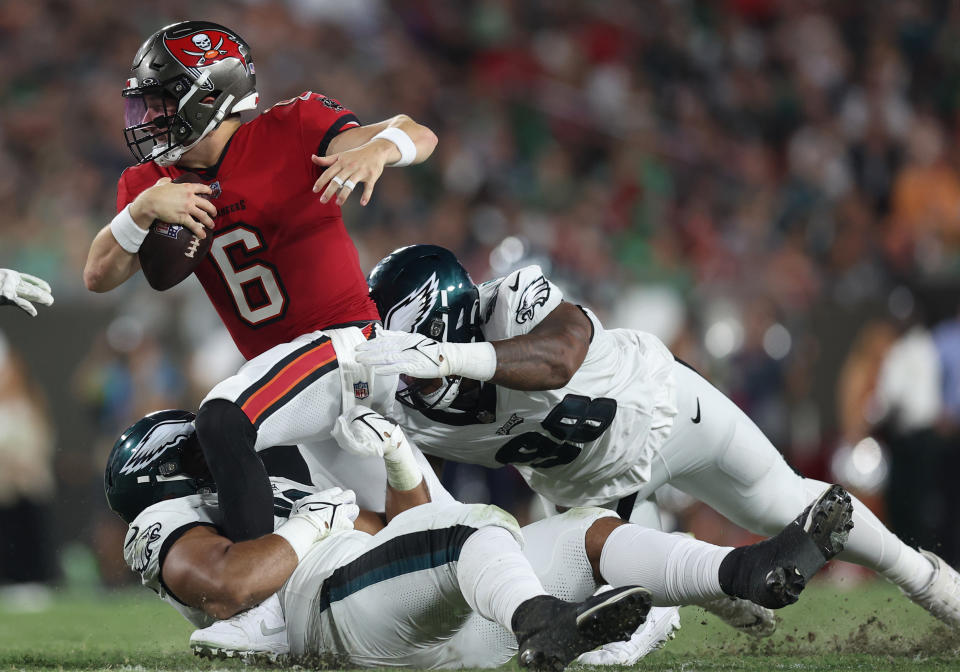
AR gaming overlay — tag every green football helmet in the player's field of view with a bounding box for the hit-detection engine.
[368,244,482,411]
[104,410,215,524]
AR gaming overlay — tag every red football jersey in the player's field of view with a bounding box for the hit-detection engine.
[117,92,380,360]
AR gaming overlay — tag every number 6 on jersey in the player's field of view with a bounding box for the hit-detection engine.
[210,224,287,326]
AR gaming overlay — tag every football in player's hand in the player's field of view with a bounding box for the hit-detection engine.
[138,172,214,291]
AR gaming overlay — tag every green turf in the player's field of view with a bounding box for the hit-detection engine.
[1,580,958,671]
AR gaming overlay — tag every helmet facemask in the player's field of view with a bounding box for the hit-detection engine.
[122,84,181,165]
[391,286,482,413]
[397,374,465,411]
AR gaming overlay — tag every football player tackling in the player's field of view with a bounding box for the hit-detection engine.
[359,244,960,652]
[106,408,853,668]
[83,21,437,544]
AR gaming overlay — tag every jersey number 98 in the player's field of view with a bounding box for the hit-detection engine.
[495,394,616,468]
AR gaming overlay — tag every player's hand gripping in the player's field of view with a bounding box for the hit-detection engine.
[355,330,450,379]
[311,139,390,207]
[332,407,424,492]
[332,406,411,459]
[130,177,217,239]
[289,486,360,538]
[0,270,53,317]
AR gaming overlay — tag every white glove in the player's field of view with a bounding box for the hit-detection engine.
[291,486,360,534]
[275,486,359,560]
[355,329,497,381]
[355,330,449,378]
[332,406,409,458]
[332,407,423,491]
[0,269,53,317]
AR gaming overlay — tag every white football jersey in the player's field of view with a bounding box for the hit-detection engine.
[394,265,678,507]
[123,476,320,628]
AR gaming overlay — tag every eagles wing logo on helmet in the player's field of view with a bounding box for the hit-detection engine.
[164,29,251,74]
[383,272,440,333]
[515,276,551,324]
[126,522,162,572]
[119,421,193,475]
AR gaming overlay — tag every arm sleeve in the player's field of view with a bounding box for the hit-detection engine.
[294,91,361,157]
[478,265,564,340]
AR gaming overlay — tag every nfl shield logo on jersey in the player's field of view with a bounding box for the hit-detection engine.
[353,381,370,400]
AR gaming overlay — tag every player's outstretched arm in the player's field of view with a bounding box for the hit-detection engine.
[0,269,53,316]
[161,488,360,619]
[357,301,592,391]
[84,178,216,292]
[311,114,438,206]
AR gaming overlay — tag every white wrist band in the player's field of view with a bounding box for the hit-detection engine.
[372,127,417,167]
[442,341,497,381]
[109,205,149,253]
[274,516,320,562]
[383,432,424,491]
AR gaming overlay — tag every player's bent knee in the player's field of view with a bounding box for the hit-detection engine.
[519,508,616,600]
[195,398,257,457]
[456,503,525,546]
[196,398,253,436]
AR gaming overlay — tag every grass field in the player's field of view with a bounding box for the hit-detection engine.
[1,578,958,671]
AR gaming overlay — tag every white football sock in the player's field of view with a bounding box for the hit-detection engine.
[879,542,936,594]
[599,524,732,606]
[456,525,548,630]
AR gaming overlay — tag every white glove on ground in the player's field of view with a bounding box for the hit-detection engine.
[0,269,53,317]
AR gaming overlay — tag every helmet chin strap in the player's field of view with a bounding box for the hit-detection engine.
[151,92,236,167]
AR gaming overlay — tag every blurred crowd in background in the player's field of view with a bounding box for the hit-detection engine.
[2,0,960,602]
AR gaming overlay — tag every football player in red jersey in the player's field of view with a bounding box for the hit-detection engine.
[83,21,437,542]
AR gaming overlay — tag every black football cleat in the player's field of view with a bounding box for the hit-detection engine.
[512,586,652,672]
[718,484,854,609]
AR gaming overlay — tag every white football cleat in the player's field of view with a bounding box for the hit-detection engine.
[576,605,681,666]
[904,550,960,628]
[190,593,289,661]
[701,596,776,637]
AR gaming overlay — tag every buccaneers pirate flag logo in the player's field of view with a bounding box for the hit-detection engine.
[164,29,253,76]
